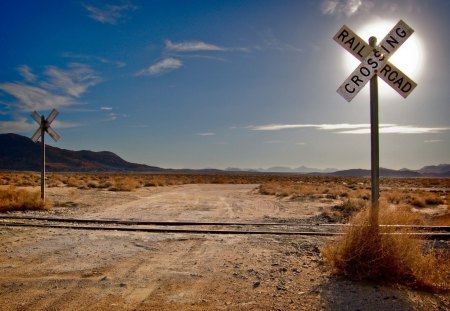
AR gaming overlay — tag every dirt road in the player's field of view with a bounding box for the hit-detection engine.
[0,184,448,310]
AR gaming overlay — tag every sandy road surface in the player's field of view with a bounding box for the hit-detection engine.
[0,184,448,310]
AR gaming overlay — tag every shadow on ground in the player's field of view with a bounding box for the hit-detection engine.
[316,275,449,311]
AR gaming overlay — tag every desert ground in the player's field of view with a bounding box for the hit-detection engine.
[0,175,449,310]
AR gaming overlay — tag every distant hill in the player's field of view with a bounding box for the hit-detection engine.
[0,133,164,172]
[323,168,422,178]
[225,166,337,174]
[1,133,449,177]
[416,164,450,176]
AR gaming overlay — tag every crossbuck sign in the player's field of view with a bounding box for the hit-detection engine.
[31,109,60,201]
[333,20,417,227]
[334,20,416,102]
[31,109,60,143]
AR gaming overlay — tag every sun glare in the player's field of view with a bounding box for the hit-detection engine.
[343,19,425,97]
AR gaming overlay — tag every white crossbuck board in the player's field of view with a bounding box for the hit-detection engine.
[334,20,416,102]
[31,109,61,142]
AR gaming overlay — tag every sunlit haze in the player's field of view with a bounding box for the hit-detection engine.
[343,19,425,97]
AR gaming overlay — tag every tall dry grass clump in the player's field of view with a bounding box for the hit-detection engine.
[0,186,51,212]
[321,205,449,292]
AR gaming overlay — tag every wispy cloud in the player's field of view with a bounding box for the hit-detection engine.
[41,63,100,97]
[165,40,225,52]
[63,52,126,68]
[339,126,450,134]
[0,83,73,112]
[100,106,113,111]
[136,39,249,78]
[0,117,80,134]
[136,58,183,76]
[82,1,137,25]
[0,117,36,134]
[248,123,381,131]
[321,0,369,16]
[196,132,215,136]
[248,123,450,135]
[17,65,37,82]
[0,63,100,111]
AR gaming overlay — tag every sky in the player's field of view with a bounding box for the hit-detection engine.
[0,0,449,170]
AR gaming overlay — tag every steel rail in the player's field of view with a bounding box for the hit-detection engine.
[0,222,342,236]
[0,215,448,231]
[0,219,449,240]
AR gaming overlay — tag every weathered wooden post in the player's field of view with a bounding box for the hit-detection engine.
[31,109,61,202]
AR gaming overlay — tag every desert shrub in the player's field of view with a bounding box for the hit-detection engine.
[0,186,51,212]
[109,177,141,191]
[424,194,444,205]
[86,180,100,188]
[407,195,426,208]
[98,180,114,189]
[65,177,81,188]
[321,205,449,291]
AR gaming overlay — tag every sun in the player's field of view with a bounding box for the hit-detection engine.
[343,19,425,97]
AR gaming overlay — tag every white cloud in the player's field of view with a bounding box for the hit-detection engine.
[63,52,126,68]
[196,132,215,136]
[100,106,113,111]
[248,123,450,135]
[0,117,80,134]
[339,126,450,134]
[321,0,365,16]
[0,117,36,134]
[0,82,74,111]
[17,65,37,82]
[0,63,100,111]
[137,58,183,76]
[82,1,137,24]
[41,63,100,97]
[248,123,388,131]
[165,40,225,52]
[248,124,316,131]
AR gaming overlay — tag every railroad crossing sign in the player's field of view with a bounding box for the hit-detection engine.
[31,109,60,143]
[30,109,60,201]
[333,20,418,227]
[334,20,416,102]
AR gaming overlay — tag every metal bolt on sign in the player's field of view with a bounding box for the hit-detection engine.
[31,109,61,201]
[333,20,417,227]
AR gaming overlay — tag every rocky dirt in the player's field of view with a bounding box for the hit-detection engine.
[0,184,448,310]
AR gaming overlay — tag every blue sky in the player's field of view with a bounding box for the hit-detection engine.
[1,0,449,170]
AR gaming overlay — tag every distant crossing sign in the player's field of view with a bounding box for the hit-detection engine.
[334,20,416,102]
[30,109,61,201]
[31,109,60,143]
[333,20,418,227]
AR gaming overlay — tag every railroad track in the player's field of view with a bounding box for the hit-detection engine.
[0,215,449,239]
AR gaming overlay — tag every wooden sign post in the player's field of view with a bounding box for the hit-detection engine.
[31,109,61,201]
[333,20,417,226]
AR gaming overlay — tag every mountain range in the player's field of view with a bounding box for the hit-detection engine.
[0,133,164,172]
[0,133,449,177]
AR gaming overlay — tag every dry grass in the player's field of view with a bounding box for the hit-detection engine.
[0,186,51,212]
[321,205,449,292]
[0,172,448,223]
[109,177,142,191]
